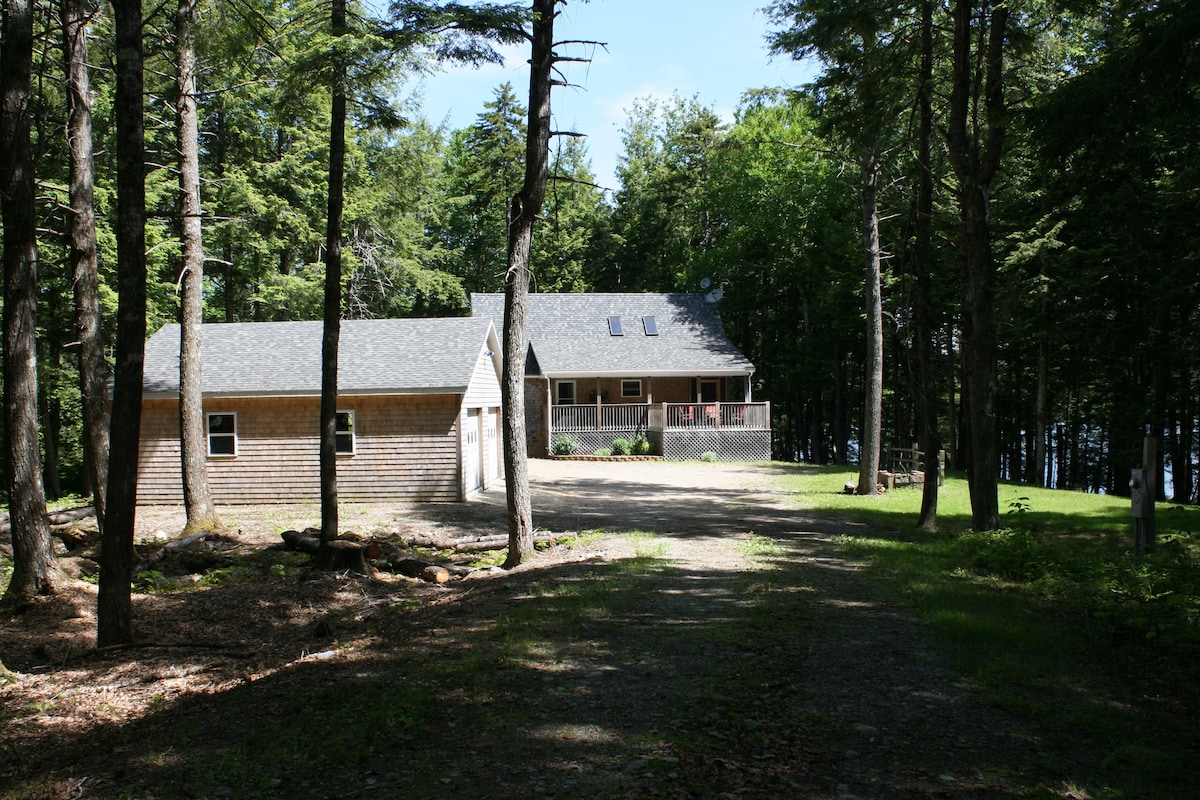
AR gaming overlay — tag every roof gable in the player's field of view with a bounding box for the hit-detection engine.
[470,293,753,377]
[143,318,499,397]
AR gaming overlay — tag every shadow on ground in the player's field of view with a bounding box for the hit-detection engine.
[1,462,1086,799]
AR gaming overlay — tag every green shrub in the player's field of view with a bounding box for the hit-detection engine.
[594,448,612,457]
[957,527,1051,583]
[611,438,632,455]
[632,435,653,455]
[701,451,718,463]
[552,434,580,455]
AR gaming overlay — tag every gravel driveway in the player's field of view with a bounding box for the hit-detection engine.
[429,459,1059,798]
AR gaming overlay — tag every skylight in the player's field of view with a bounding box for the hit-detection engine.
[642,316,659,336]
[608,316,623,336]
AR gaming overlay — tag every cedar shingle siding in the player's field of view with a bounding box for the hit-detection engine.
[138,318,503,503]
[138,394,464,503]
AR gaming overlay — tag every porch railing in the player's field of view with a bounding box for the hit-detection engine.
[551,401,770,433]
[551,403,651,433]
[660,402,770,431]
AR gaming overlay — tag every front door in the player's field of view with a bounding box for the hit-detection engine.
[700,379,719,403]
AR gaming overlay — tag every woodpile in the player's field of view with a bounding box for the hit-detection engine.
[278,528,503,582]
[388,530,571,553]
[280,529,380,574]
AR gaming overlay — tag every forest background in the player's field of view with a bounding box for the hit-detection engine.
[1,0,1197,509]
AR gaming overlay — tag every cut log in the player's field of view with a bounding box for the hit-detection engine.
[280,529,377,574]
[281,528,322,555]
[318,540,369,573]
[395,558,450,584]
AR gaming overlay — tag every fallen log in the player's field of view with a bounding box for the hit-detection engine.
[0,505,96,535]
[390,530,573,553]
[133,530,209,576]
[281,528,321,554]
[53,526,95,550]
[280,529,381,573]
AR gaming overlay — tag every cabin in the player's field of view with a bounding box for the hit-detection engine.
[471,293,770,461]
[137,318,503,503]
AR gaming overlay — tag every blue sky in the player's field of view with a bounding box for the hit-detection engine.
[412,0,817,191]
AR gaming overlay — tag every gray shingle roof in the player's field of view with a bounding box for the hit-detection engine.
[470,293,754,377]
[143,317,497,397]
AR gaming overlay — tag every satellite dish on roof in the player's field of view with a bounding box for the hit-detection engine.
[705,288,725,304]
[699,277,711,289]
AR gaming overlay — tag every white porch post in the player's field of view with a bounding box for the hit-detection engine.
[545,378,553,446]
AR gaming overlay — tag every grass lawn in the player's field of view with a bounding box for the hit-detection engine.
[773,464,1200,800]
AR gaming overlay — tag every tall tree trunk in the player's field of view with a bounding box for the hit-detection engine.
[98,0,147,646]
[224,260,236,322]
[914,0,940,530]
[833,346,849,464]
[2,0,63,604]
[946,0,1007,530]
[62,0,110,529]
[319,0,347,553]
[1035,336,1049,487]
[502,0,557,568]
[176,0,220,534]
[39,332,63,500]
[856,149,883,496]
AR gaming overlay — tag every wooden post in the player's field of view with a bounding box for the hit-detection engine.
[545,379,552,453]
[938,449,946,486]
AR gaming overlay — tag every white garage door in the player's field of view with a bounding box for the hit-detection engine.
[464,408,482,494]
[483,407,499,486]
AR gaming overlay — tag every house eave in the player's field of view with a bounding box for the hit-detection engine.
[538,369,753,380]
[143,386,470,401]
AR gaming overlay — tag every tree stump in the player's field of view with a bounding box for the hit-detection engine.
[317,540,369,573]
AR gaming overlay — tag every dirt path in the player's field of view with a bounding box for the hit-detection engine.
[1,460,1061,799]
[509,460,1052,799]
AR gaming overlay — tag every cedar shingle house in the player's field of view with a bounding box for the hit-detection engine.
[138,318,503,503]
[471,293,770,461]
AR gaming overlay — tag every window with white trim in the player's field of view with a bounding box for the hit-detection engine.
[207,412,237,456]
[556,380,576,405]
[336,410,356,455]
[621,379,642,398]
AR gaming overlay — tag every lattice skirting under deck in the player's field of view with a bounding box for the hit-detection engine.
[552,428,771,461]
[655,430,771,462]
